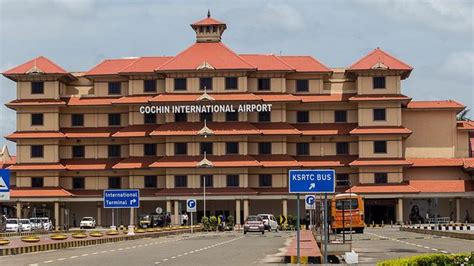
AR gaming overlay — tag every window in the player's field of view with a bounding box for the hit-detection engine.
[373,109,386,121]
[200,113,213,122]
[144,113,157,124]
[199,77,213,90]
[297,111,309,123]
[31,113,43,126]
[373,76,386,89]
[108,113,121,126]
[258,78,271,91]
[336,142,349,155]
[144,175,157,188]
[200,142,213,155]
[108,82,121,95]
[296,80,309,92]
[200,175,213,187]
[374,141,387,154]
[174,78,187,91]
[108,145,121,158]
[108,177,121,189]
[72,177,85,189]
[227,175,239,187]
[374,173,388,184]
[226,142,239,154]
[336,174,350,186]
[335,110,347,123]
[144,143,157,156]
[144,80,157,92]
[71,114,84,126]
[72,145,85,158]
[175,175,187,188]
[259,174,272,187]
[31,177,44,188]
[258,111,271,122]
[175,113,187,122]
[225,77,238,90]
[226,112,238,121]
[31,145,43,158]
[31,82,44,94]
[174,143,187,155]
[296,143,309,155]
[258,142,272,155]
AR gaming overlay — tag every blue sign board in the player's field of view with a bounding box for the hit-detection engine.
[288,169,335,194]
[187,199,197,212]
[0,169,10,200]
[305,195,316,209]
[103,189,140,208]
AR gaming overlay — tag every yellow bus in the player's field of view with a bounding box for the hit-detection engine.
[331,193,365,233]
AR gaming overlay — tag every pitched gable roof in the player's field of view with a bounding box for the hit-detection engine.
[192,16,226,26]
[278,56,331,72]
[239,54,294,71]
[349,48,413,71]
[85,58,138,75]
[4,56,67,75]
[119,56,173,73]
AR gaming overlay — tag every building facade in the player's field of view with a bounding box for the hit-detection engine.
[1,14,474,228]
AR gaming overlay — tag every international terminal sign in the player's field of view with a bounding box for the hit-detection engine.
[140,103,272,114]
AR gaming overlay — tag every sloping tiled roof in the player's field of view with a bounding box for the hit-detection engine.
[112,156,158,169]
[408,158,464,167]
[6,131,65,140]
[119,57,173,73]
[293,123,356,136]
[349,94,411,102]
[252,123,299,135]
[239,54,294,71]
[457,121,474,131]
[406,100,465,110]
[298,94,355,103]
[252,155,300,167]
[294,155,357,167]
[349,158,413,167]
[61,159,121,171]
[65,96,119,106]
[149,93,261,103]
[61,127,120,138]
[346,184,419,194]
[191,16,226,26]
[0,156,16,169]
[278,56,331,72]
[3,56,67,75]
[85,58,138,75]
[150,155,260,168]
[6,99,67,109]
[113,96,153,105]
[350,126,412,135]
[150,122,261,136]
[409,180,473,193]
[10,187,73,198]
[349,48,413,71]
[112,125,158,138]
[8,163,65,171]
[255,93,300,102]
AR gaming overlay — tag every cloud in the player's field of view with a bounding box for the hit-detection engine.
[439,50,474,80]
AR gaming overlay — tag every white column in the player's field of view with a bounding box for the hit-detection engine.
[397,198,404,224]
[166,200,172,213]
[97,203,102,226]
[16,202,21,218]
[235,199,241,229]
[174,201,179,225]
[54,202,60,230]
[243,200,249,221]
[456,198,461,223]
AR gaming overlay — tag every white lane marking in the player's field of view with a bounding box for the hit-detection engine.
[57,258,66,261]
[163,258,168,261]
[366,231,450,254]
[70,256,78,259]
[101,251,107,253]
[43,261,54,264]
[171,256,176,259]
[155,262,160,265]
[28,264,38,266]
[110,249,116,252]
[92,252,99,255]
[441,251,448,254]
[81,254,89,257]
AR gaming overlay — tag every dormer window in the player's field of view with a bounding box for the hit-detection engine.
[31,82,44,94]
[373,76,386,89]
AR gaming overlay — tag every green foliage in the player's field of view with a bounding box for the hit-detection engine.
[209,216,218,231]
[287,214,297,227]
[377,253,474,266]
[201,216,210,231]
[226,215,234,227]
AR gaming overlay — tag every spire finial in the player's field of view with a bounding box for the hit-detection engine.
[207,9,211,18]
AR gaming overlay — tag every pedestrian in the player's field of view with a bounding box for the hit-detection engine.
[425,211,430,223]
[166,213,171,227]
[465,210,470,224]
[183,213,188,226]
[305,211,310,230]
[72,213,77,228]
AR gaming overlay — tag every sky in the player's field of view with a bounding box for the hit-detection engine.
[0,0,473,153]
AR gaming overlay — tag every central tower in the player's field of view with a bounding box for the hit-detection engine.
[190,10,227,43]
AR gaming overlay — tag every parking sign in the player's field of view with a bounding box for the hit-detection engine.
[187,199,197,212]
[305,195,316,209]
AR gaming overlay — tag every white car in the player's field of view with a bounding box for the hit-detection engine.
[40,217,53,231]
[29,218,42,230]
[20,219,32,231]
[258,214,278,232]
[80,217,96,229]
[5,218,21,232]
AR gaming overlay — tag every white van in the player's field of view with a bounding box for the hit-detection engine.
[258,214,278,232]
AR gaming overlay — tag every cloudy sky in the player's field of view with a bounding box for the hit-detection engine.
[0,0,473,153]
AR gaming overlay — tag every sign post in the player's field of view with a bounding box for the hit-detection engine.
[0,169,10,201]
[103,189,140,235]
[187,199,197,233]
[289,169,335,264]
[305,195,316,230]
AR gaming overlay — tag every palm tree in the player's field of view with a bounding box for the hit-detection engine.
[457,109,471,121]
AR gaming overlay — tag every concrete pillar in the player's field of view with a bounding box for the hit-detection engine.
[456,198,461,223]
[16,202,21,218]
[60,205,65,228]
[166,200,171,214]
[174,200,179,225]
[397,198,403,224]
[54,202,60,230]
[235,199,241,229]
[243,199,249,221]
[97,203,102,227]
[130,208,135,225]
[282,199,288,223]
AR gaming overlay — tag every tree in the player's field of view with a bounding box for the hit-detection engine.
[457,109,471,121]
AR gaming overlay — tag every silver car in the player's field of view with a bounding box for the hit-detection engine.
[5,218,21,232]
[20,219,32,232]
[243,215,265,235]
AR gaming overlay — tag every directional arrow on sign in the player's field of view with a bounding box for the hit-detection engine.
[308,183,315,190]
[279,215,287,225]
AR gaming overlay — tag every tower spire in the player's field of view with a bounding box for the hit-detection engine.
[207,9,211,18]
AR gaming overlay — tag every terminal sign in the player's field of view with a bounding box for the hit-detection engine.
[288,169,335,194]
[103,189,140,208]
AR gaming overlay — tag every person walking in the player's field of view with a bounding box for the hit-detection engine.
[465,210,470,224]
[182,213,188,226]
[72,213,77,228]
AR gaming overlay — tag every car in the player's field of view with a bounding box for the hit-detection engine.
[243,215,265,235]
[258,214,278,232]
[5,218,21,232]
[80,217,96,229]
[40,217,53,231]
[29,218,42,230]
[20,219,32,232]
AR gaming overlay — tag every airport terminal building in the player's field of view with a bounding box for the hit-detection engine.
[1,14,473,228]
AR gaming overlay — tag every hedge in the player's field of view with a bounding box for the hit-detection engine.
[377,253,474,266]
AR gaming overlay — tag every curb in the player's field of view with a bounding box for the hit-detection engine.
[400,227,474,240]
[402,225,472,231]
[0,227,201,256]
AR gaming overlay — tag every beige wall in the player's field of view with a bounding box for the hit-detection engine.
[358,102,401,127]
[358,166,403,184]
[17,107,59,131]
[404,167,470,181]
[358,135,402,158]
[357,76,400,95]
[17,140,59,163]
[17,81,60,99]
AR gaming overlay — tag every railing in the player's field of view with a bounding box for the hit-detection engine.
[428,217,450,224]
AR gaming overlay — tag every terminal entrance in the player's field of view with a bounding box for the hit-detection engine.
[365,199,396,224]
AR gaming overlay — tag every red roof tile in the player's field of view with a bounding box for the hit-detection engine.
[349,94,411,102]
[112,125,158,138]
[158,188,257,196]
[65,96,119,106]
[252,155,299,167]
[157,42,255,71]
[350,126,412,135]
[61,159,120,170]
[349,48,413,71]
[349,158,413,167]
[0,156,16,169]
[150,93,261,103]
[408,158,465,167]
[406,100,465,110]
[6,131,65,140]
[150,122,261,136]
[256,93,301,102]
[113,157,158,169]
[464,158,474,169]
[252,123,300,135]
[11,187,73,198]
[191,16,226,26]
[3,56,67,75]
[6,99,66,109]
[295,155,357,167]
[239,54,294,71]
[457,121,474,131]
[113,96,153,104]
[85,58,138,75]
[293,123,356,136]
[119,57,173,73]
[346,184,419,194]
[298,94,355,103]
[8,163,65,171]
[278,56,331,72]
[409,180,472,193]
[150,155,260,168]
[61,127,120,138]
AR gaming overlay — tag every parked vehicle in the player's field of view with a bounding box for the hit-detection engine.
[29,218,42,230]
[139,214,164,228]
[80,217,96,229]
[258,214,278,232]
[20,219,32,232]
[243,215,265,235]
[40,217,53,231]
[5,218,21,232]
[331,193,365,234]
